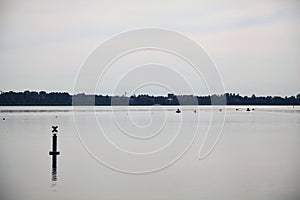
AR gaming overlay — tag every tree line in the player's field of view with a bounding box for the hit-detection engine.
[0,91,299,106]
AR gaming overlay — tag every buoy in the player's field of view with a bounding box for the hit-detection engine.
[246,108,251,111]
[176,108,181,113]
[2,118,5,120]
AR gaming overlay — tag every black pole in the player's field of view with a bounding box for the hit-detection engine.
[49,126,60,181]
[49,133,60,158]
[52,134,57,152]
[52,154,57,168]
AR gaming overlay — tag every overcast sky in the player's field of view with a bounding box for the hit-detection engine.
[0,0,299,96]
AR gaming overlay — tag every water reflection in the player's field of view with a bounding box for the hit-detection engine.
[50,152,58,192]
[51,166,57,182]
[50,143,58,191]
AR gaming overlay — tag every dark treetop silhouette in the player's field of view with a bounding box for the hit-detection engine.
[0,91,299,106]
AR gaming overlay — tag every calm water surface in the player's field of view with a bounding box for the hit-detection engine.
[0,106,299,200]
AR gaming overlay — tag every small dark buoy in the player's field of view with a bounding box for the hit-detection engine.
[252,108,255,111]
[246,108,251,112]
[2,118,5,120]
[176,108,181,113]
[55,116,58,118]
[236,108,239,111]
[193,110,197,113]
[219,109,222,112]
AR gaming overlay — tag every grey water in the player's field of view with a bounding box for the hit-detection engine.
[0,106,300,200]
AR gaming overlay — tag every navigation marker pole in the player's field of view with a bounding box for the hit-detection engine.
[49,126,60,181]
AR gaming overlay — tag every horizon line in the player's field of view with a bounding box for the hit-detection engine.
[1,90,300,98]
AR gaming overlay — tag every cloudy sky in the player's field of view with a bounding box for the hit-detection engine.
[0,0,299,96]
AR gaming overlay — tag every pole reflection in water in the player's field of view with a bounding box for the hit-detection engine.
[49,126,60,185]
[51,162,58,182]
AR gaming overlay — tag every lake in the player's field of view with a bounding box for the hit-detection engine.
[0,106,300,200]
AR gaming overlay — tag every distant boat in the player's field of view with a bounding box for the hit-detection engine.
[176,108,181,113]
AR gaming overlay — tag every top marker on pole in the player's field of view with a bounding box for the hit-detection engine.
[52,126,58,133]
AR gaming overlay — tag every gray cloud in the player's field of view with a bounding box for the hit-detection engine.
[0,0,299,96]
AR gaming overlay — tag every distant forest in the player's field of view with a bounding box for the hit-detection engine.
[0,91,299,106]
